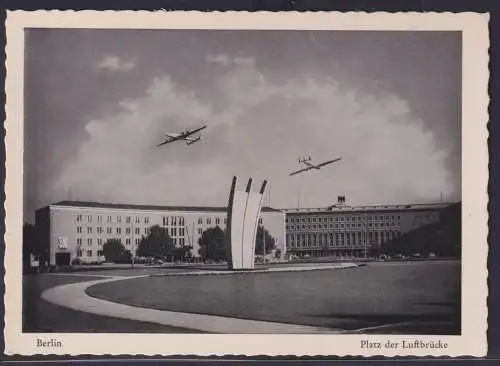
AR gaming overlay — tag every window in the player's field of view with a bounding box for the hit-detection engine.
[258,218,263,225]
[135,216,140,223]
[97,215,102,223]
[77,249,82,257]
[77,238,82,245]
[126,227,131,235]
[87,227,92,234]
[76,214,83,222]
[224,218,227,225]
[135,238,140,245]
[97,250,103,257]
[180,227,185,236]
[144,227,149,235]
[198,228,202,235]
[198,218,203,225]
[163,217,166,226]
[216,217,220,225]
[126,216,131,224]
[107,227,112,234]
[207,217,212,225]
[97,238,102,245]
[135,227,140,235]
[117,216,122,223]
[116,227,121,234]
[88,215,92,222]
[87,238,92,245]
[126,238,131,245]
[87,250,92,257]
[77,226,82,234]
[180,217,185,226]
[107,216,112,223]
[145,217,150,224]
[172,217,177,226]
[97,227,103,234]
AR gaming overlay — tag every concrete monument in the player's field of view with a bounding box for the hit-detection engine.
[226,176,268,270]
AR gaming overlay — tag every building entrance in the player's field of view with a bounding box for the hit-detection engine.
[55,252,70,266]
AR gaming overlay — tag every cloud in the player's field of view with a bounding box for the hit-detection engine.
[97,55,136,72]
[56,54,457,208]
[206,54,230,66]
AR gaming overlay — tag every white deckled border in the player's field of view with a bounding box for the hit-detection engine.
[4,10,489,357]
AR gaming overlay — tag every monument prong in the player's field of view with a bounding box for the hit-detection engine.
[226,176,268,270]
[245,178,253,193]
[260,180,268,195]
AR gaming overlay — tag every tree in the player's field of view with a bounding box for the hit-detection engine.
[169,245,193,262]
[255,226,276,255]
[136,225,175,259]
[198,226,227,261]
[103,238,126,263]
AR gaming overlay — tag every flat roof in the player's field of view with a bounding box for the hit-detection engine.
[283,202,459,214]
[46,200,283,213]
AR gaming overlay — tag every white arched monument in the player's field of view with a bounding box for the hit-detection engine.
[226,176,268,270]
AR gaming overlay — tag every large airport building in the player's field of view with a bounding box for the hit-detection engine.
[34,199,457,266]
[284,202,453,258]
[35,201,285,266]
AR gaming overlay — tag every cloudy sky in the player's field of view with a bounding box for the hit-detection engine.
[24,29,461,222]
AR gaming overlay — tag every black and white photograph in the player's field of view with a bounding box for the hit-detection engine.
[4,11,489,357]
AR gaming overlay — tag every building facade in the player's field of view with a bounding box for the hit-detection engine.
[35,201,285,266]
[283,202,454,258]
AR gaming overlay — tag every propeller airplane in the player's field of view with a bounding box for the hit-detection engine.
[157,125,207,147]
[289,156,342,176]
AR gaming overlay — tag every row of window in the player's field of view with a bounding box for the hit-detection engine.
[76,249,104,257]
[75,214,262,229]
[197,217,228,226]
[77,226,151,236]
[76,214,151,225]
[162,216,186,226]
[286,215,402,224]
[76,226,186,237]
[287,221,399,231]
[76,237,187,247]
[287,231,400,248]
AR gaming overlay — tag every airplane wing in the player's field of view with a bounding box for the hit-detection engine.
[182,125,207,138]
[316,157,342,168]
[157,134,183,147]
[289,166,314,176]
[157,139,175,147]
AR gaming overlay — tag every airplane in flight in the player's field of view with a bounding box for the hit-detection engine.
[157,125,207,147]
[289,156,342,176]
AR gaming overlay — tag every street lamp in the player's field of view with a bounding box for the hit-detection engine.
[364,208,368,259]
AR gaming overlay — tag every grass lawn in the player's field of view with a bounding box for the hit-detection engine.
[87,260,461,334]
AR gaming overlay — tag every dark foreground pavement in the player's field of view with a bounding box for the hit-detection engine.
[23,272,202,333]
[88,260,461,334]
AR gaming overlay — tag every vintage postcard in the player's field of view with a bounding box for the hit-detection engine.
[4,10,489,356]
